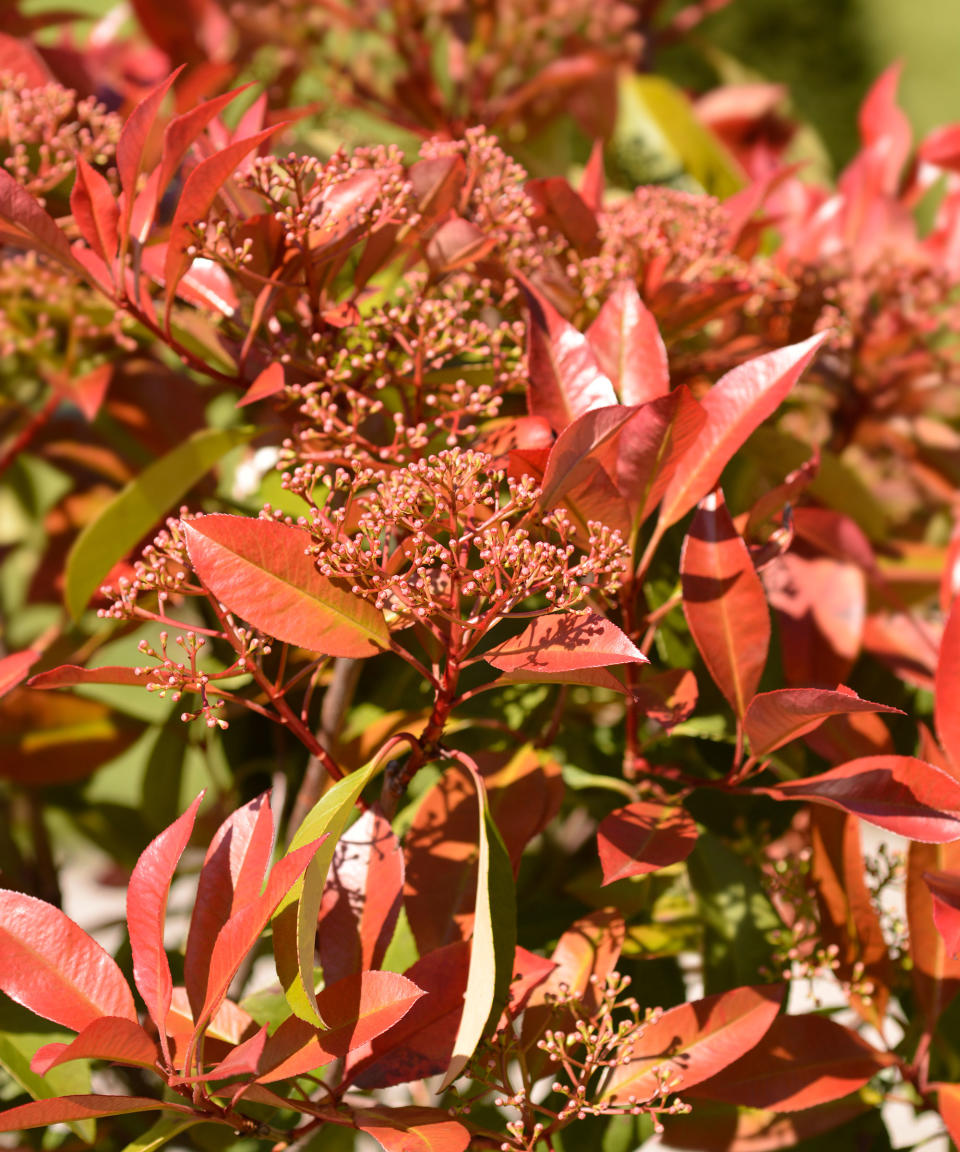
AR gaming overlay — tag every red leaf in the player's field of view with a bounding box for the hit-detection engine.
[318,807,404,985]
[71,157,120,265]
[425,215,498,274]
[48,360,113,422]
[117,68,184,240]
[689,1014,893,1111]
[256,971,425,1082]
[527,909,625,1017]
[164,124,286,321]
[484,610,647,674]
[940,1084,960,1146]
[355,1105,471,1152]
[761,756,960,842]
[580,139,605,213]
[681,489,769,719]
[920,125,960,172]
[745,687,903,757]
[602,984,784,1104]
[924,870,960,958]
[0,1095,198,1134]
[504,947,557,1021]
[128,794,203,1055]
[28,664,153,689]
[525,286,617,433]
[526,176,599,256]
[858,63,911,193]
[598,801,698,884]
[0,32,54,86]
[184,793,275,1019]
[658,333,828,530]
[236,361,285,407]
[908,839,960,1027]
[0,890,137,1032]
[0,649,39,698]
[538,404,637,510]
[0,170,82,272]
[587,281,669,405]
[936,596,960,775]
[182,515,389,657]
[31,1017,159,1075]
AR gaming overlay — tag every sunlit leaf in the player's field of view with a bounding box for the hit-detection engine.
[598,801,698,884]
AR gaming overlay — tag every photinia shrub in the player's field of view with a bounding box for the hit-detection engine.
[3,3,960,1150]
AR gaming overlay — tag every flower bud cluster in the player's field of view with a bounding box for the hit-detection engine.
[99,513,198,620]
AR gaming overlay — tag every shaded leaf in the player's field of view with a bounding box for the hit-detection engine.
[183,515,388,657]
[538,404,637,511]
[924,870,960,959]
[745,687,902,757]
[681,489,769,718]
[0,1095,198,1134]
[908,833,960,1028]
[689,1013,893,1111]
[484,610,647,675]
[761,756,960,842]
[598,801,698,884]
[601,984,784,1104]
[587,280,669,405]
[0,891,137,1033]
[0,170,82,272]
[65,426,253,618]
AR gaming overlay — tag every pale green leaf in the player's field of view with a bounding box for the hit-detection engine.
[118,1115,200,1152]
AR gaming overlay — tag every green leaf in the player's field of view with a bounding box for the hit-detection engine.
[65,426,255,618]
[687,833,781,994]
[0,995,94,1143]
[611,75,745,198]
[438,759,517,1090]
[119,1115,201,1152]
[272,755,385,1025]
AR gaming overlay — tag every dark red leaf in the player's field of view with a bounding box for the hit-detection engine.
[598,801,698,884]
[31,1017,159,1076]
[602,985,784,1105]
[689,1014,893,1111]
[525,286,617,433]
[71,157,120,264]
[924,870,960,958]
[484,610,647,675]
[0,1095,199,1134]
[681,489,769,718]
[425,215,498,274]
[658,333,828,530]
[587,281,669,405]
[128,794,203,1054]
[182,515,389,657]
[761,756,960,842]
[0,890,137,1032]
[526,177,599,256]
[354,1105,471,1152]
[745,687,903,757]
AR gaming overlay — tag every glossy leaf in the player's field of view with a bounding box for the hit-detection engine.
[658,333,828,530]
[0,891,137,1032]
[183,515,388,657]
[598,800,698,883]
[745,687,902,757]
[71,157,120,264]
[31,1018,158,1076]
[354,1105,471,1152]
[273,753,386,1025]
[65,426,253,618]
[587,280,670,405]
[601,984,784,1104]
[525,286,617,433]
[438,758,517,1090]
[689,1014,893,1111]
[484,610,647,674]
[681,489,769,718]
[319,806,404,984]
[184,793,275,1019]
[0,1095,198,1134]
[936,596,960,774]
[761,756,960,841]
[128,794,203,1055]
[924,869,960,958]
[164,124,285,320]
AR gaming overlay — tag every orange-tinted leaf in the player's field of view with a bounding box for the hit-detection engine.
[185,793,275,1018]
[762,756,960,842]
[31,1017,158,1075]
[0,890,137,1032]
[745,687,902,757]
[484,610,647,675]
[598,801,698,883]
[689,1014,892,1111]
[236,361,285,407]
[0,1095,198,1134]
[658,333,827,530]
[909,839,960,1027]
[319,807,404,985]
[681,489,769,718]
[0,649,39,698]
[183,515,388,657]
[587,280,669,405]
[525,286,617,433]
[524,909,625,1023]
[936,597,960,775]
[71,157,120,265]
[28,664,151,689]
[354,1105,471,1152]
[939,1084,960,1145]
[601,984,784,1104]
[924,870,960,958]
[128,794,203,1055]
